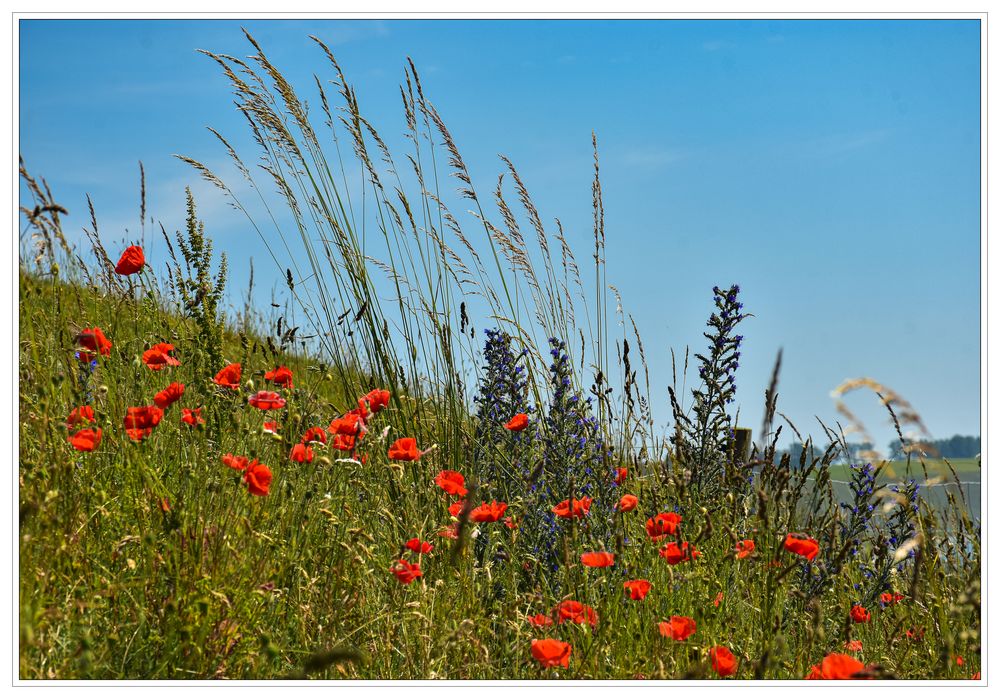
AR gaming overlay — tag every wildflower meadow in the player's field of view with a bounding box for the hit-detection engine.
[17,26,982,682]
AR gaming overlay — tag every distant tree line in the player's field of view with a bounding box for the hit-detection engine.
[781,435,979,465]
[783,440,873,465]
[887,434,980,460]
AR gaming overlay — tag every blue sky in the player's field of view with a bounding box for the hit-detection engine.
[19,19,982,450]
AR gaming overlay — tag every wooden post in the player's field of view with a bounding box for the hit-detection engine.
[734,427,752,464]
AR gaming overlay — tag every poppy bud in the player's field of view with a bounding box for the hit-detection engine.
[244,379,255,392]
[269,432,283,442]
[97,385,109,398]
[318,456,331,466]
[700,507,709,515]
[727,492,734,503]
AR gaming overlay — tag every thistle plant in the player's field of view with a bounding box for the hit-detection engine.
[472,328,533,501]
[840,462,879,555]
[798,461,881,599]
[860,480,921,607]
[471,328,534,571]
[517,338,616,586]
[670,284,748,496]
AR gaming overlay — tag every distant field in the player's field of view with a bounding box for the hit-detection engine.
[826,459,981,484]
[815,459,982,522]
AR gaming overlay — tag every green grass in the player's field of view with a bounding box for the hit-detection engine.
[17,269,983,680]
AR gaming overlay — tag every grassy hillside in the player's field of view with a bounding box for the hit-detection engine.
[17,263,982,680]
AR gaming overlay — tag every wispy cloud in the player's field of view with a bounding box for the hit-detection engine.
[810,129,891,157]
[619,146,683,171]
[702,39,737,52]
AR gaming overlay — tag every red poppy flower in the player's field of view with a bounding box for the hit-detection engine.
[553,600,598,627]
[158,498,171,513]
[528,613,554,628]
[123,405,164,442]
[243,460,272,496]
[66,405,96,428]
[805,653,868,680]
[659,615,697,641]
[264,365,293,389]
[114,245,145,275]
[289,443,314,463]
[153,382,185,409]
[903,628,925,642]
[850,605,871,624]
[331,433,360,452]
[222,453,250,471]
[615,467,627,484]
[68,428,102,452]
[504,515,518,529]
[329,412,366,437]
[623,579,651,601]
[213,363,242,389]
[530,639,571,669]
[404,538,434,554]
[617,494,638,512]
[388,437,425,461]
[879,592,905,606]
[552,497,592,519]
[448,501,467,518]
[580,552,615,568]
[735,539,755,559]
[248,391,286,410]
[437,524,460,539]
[301,427,327,444]
[713,591,724,608]
[470,501,508,523]
[360,388,390,414]
[76,327,113,360]
[504,413,529,431]
[646,511,682,540]
[353,400,371,422]
[844,640,863,652]
[142,343,180,370]
[390,559,422,584]
[263,421,280,435]
[708,646,738,677]
[784,533,820,561]
[180,407,205,426]
[659,541,700,565]
[435,470,468,496]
